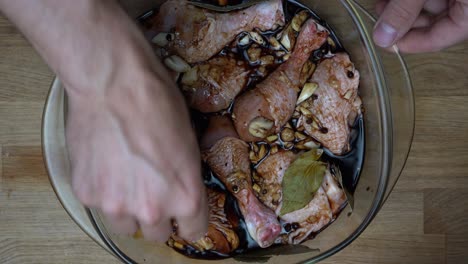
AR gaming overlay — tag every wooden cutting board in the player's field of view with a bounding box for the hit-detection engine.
[1,2,468,263]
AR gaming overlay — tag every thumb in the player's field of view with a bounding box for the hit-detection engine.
[373,0,427,48]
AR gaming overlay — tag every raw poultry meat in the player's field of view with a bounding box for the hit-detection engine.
[149,0,285,63]
[299,53,361,155]
[233,19,327,142]
[202,116,282,248]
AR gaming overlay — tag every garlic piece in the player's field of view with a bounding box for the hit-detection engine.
[151,32,175,47]
[266,135,278,143]
[258,144,267,159]
[181,66,198,86]
[297,82,318,105]
[239,34,250,46]
[247,47,262,62]
[295,131,307,141]
[280,127,295,142]
[327,37,337,50]
[299,106,313,117]
[291,10,309,32]
[300,61,317,84]
[248,117,274,138]
[270,145,279,154]
[268,36,282,50]
[344,90,353,100]
[304,140,320,149]
[173,241,185,249]
[280,33,291,50]
[292,110,300,118]
[283,141,294,149]
[253,184,261,193]
[164,55,191,73]
[260,55,275,66]
[249,32,265,45]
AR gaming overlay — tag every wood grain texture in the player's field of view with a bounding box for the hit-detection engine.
[1,0,468,262]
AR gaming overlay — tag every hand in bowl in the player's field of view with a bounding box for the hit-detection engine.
[373,0,468,53]
[0,0,208,242]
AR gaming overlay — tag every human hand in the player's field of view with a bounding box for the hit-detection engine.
[0,0,208,242]
[373,0,468,53]
[66,63,208,242]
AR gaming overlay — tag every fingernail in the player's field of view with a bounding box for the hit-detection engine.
[373,21,398,48]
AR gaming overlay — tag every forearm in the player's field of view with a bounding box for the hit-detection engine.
[0,0,159,97]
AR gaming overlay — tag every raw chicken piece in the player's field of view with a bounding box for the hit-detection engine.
[255,150,296,215]
[182,56,249,113]
[202,116,281,248]
[256,151,346,244]
[300,53,361,155]
[321,169,347,215]
[171,188,239,255]
[233,19,328,142]
[279,188,332,244]
[150,0,285,63]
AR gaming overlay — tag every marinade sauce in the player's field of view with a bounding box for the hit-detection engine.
[138,0,364,259]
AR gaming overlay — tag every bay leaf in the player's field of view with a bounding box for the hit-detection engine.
[280,150,327,216]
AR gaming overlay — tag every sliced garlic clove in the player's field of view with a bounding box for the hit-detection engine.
[249,31,265,45]
[164,55,191,73]
[304,140,320,149]
[270,145,279,154]
[258,144,267,159]
[297,82,319,105]
[239,34,250,46]
[253,184,261,193]
[344,90,353,100]
[299,106,313,117]
[280,33,291,50]
[291,10,309,32]
[248,117,274,138]
[268,36,282,50]
[295,131,307,141]
[260,55,275,66]
[266,135,278,143]
[181,66,198,86]
[151,32,175,47]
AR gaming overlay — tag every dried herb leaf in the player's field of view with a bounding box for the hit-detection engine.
[280,150,327,216]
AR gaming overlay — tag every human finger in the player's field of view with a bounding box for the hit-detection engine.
[373,0,427,47]
[140,218,173,242]
[105,214,138,235]
[397,15,468,53]
[423,0,448,14]
[173,186,209,241]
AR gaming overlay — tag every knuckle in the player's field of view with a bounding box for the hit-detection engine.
[389,2,413,20]
[383,1,422,27]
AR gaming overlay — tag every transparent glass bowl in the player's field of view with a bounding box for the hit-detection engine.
[42,0,414,263]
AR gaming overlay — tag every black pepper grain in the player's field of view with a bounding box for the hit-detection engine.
[292,222,300,230]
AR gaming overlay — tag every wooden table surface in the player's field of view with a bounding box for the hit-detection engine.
[1,4,468,264]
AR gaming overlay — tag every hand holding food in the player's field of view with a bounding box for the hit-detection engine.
[0,0,208,242]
